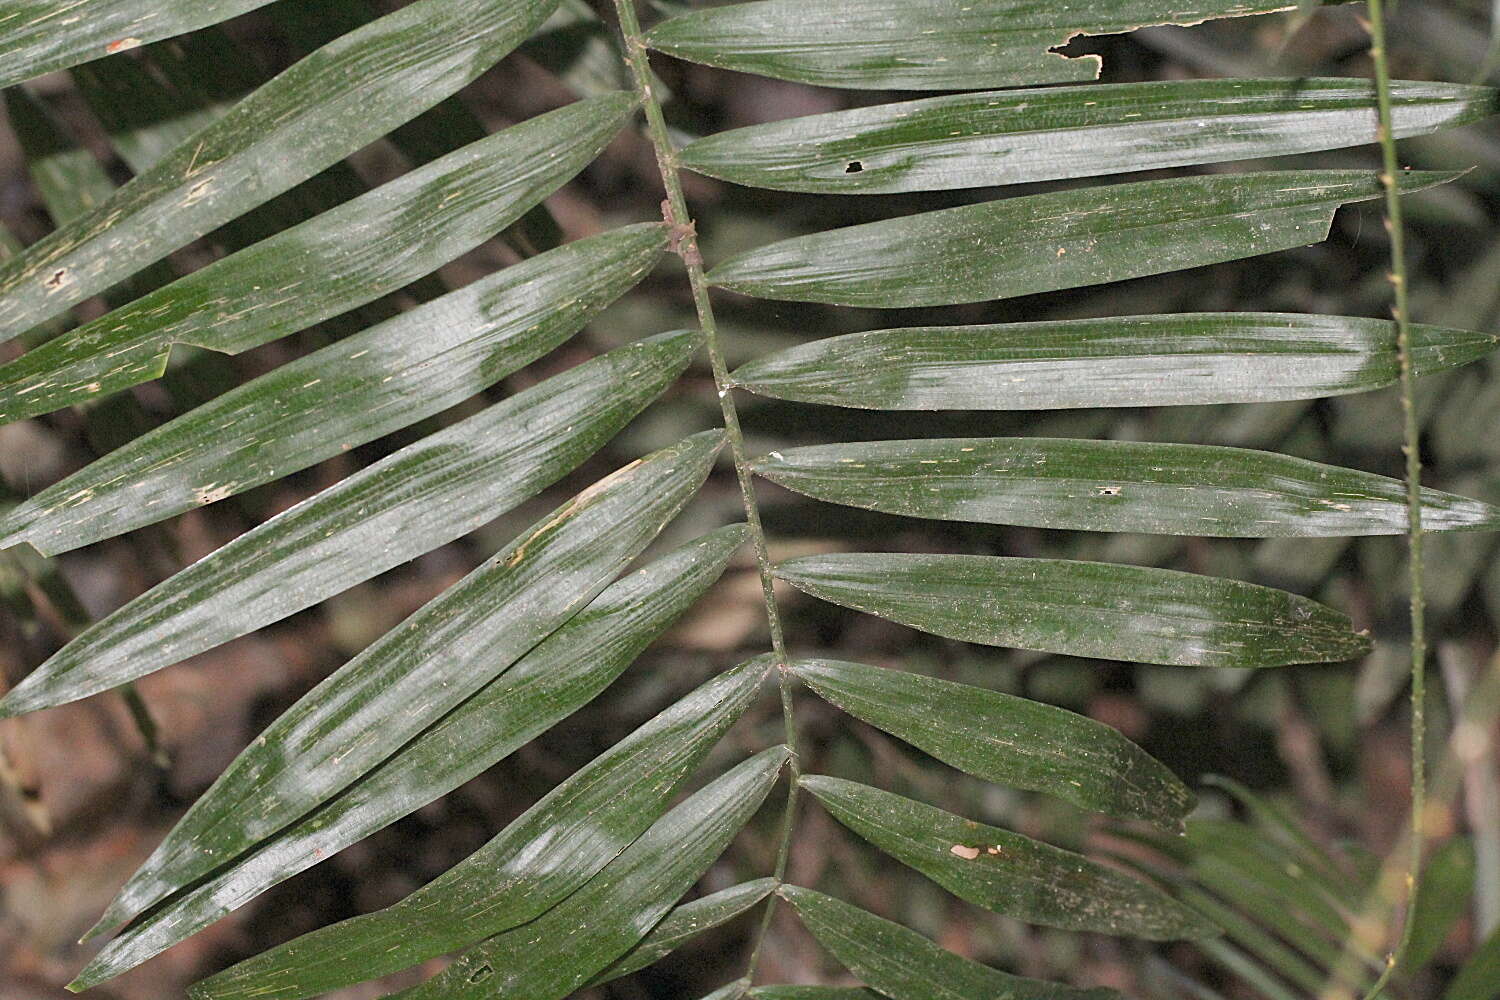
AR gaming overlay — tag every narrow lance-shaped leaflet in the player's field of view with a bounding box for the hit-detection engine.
[187,653,770,1000]
[0,92,634,422]
[88,429,724,936]
[0,329,701,720]
[0,224,668,554]
[74,523,750,990]
[0,0,566,335]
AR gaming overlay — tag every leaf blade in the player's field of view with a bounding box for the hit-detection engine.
[751,437,1500,537]
[74,525,750,989]
[0,330,701,718]
[393,745,789,1000]
[706,171,1455,308]
[0,224,667,553]
[645,0,1293,91]
[681,79,1499,194]
[791,659,1193,829]
[0,93,634,421]
[801,775,1212,940]
[779,554,1370,668]
[780,886,1117,1000]
[0,1,277,89]
[729,314,1500,410]
[588,879,779,987]
[89,430,725,933]
[0,0,566,335]
[188,652,769,1000]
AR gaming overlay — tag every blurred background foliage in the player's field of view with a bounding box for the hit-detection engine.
[1,0,1499,998]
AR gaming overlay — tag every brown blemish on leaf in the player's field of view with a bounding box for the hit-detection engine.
[504,458,645,567]
[105,37,142,53]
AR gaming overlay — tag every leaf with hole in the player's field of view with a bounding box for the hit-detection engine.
[680,79,1498,194]
[645,0,1295,91]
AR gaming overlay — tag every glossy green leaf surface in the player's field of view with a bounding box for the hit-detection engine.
[0,225,666,554]
[645,0,1290,91]
[0,93,632,422]
[89,430,723,934]
[781,886,1116,1000]
[729,313,1500,410]
[0,0,564,336]
[802,776,1210,940]
[75,526,748,990]
[707,170,1453,308]
[780,554,1370,668]
[791,659,1193,829]
[751,437,1500,537]
[0,1,277,89]
[391,745,789,1000]
[680,79,1498,194]
[0,330,699,720]
[189,652,767,1000]
[590,879,778,987]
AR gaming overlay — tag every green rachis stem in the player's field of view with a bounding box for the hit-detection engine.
[610,0,803,980]
[1358,0,1428,996]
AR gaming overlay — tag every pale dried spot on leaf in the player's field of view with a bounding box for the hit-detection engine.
[949,844,980,860]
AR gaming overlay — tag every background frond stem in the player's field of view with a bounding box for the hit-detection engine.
[610,0,802,979]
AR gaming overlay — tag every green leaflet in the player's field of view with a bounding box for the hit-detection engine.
[645,0,1292,91]
[86,430,724,936]
[0,0,565,336]
[801,776,1211,940]
[791,659,1193,830]
[750,438,1500,537]
[0,224,667,554]
[0,1,276,89]
[589,879,778,986]
[73,525,749,990]
[728,313,1500,410]
[0,93,633,422]
[707,170,1455,308]
[187,652,768,1000]
[778,554,1371,668]
[0,330,700,720]
[780,886,1117,1000]
[681,79,1499,194]
[390,745,790,1000]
